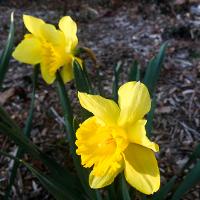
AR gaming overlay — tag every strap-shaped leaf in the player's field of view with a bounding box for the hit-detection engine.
[56,71,100,200]
[0,151,83,200]
[73,60,93,94]
[151,176,177,200]
[171,161,200,200]
[0,12,14,88]
[182,143,200,170]
[128,60,140,82]
[112,61,122,102]
[23,161,80,200]
[119,174,131,200]
[5,65,39,199]
[146,96,156,137]
[143,43,167,96]
[0,116,83,199]
[73,60,93,119]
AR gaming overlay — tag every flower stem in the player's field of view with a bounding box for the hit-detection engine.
[56,71,101,200]
[4,64,39,199]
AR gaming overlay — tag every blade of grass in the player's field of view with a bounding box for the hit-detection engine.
[146,96,156,137]
[0,106,19,130]
[112,61,122,102]
[0,120,83,198]
[4,65,39,199]
[128,60,140,82]
[182,143,200,171]
[0,150,83,200]
[56,71,100,200]
[73,62,102,200]
[56,71,75,152]
[107,183,117,200]
[73,60,94,120]
[118,174,131,200]
[0,12,14,89]
[82,62,94,93]
[73,60,93,93]
[22,161,82,200]
[171,161,200,200]
[143,43,167,96]
[150,176,177,200]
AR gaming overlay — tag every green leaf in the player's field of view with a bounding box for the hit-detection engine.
[146,96,156,137]
[23,65,39,137]
[56,71,100,200]
[0,151,83,200]
[56,71,75,149]
[0,12,14,88]
[112,61,122,102]
[107,183,117,200]
[0,116,83,199]
[151,176,176,200]
[128,60,140,82]
[171,161,200,200]
[119,174,131,200]
[182,143,200,170]
[73,60,93,120]
[22,161,81,200]
[73,60,93,94]
[0,105,19,130]
[5,65,39,199]
[143,43,167,96]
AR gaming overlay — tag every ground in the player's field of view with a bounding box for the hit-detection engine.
[0,0,200,199]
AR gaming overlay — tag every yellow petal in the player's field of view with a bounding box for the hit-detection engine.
[12,37,42,64]
[118,81,151,126]
[89,164,122,189]
[60,62,73,83]
[78,92,120,125]
[23,15,45,36]
[123,144,160,194]
[127,120,159,152]
[40,23,65,46]
[40,62,56,84]
[58,16,78,49]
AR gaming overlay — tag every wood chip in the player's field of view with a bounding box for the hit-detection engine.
[0,88,15,105]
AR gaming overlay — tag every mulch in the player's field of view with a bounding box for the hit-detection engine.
[0,0,200,199]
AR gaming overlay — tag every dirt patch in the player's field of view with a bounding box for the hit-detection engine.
[0,0,200,199]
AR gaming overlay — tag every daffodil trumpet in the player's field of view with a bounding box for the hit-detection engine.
[76,81,160,195]
[13,15,81,84]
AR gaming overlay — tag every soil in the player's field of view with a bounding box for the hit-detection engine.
[0,0,200,199]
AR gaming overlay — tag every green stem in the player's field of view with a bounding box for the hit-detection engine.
[4,65,39,199]
[56,71,101,200]
[0,12,14,89]
[108,184,117,199]
[118,174,131,200]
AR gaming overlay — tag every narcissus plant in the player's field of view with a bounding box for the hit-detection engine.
[13,15,81,84]
[76,81,160,195]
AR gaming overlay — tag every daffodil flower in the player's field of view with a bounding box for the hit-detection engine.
[13,15,81,84]
[76,81,160,195]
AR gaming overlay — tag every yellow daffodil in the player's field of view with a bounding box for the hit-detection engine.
[13,15,81,84]
[75,81,160,195]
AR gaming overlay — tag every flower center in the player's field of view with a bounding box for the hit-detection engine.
[96,125,128,154]
[41,41,62,76]
[76,117,129,177]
